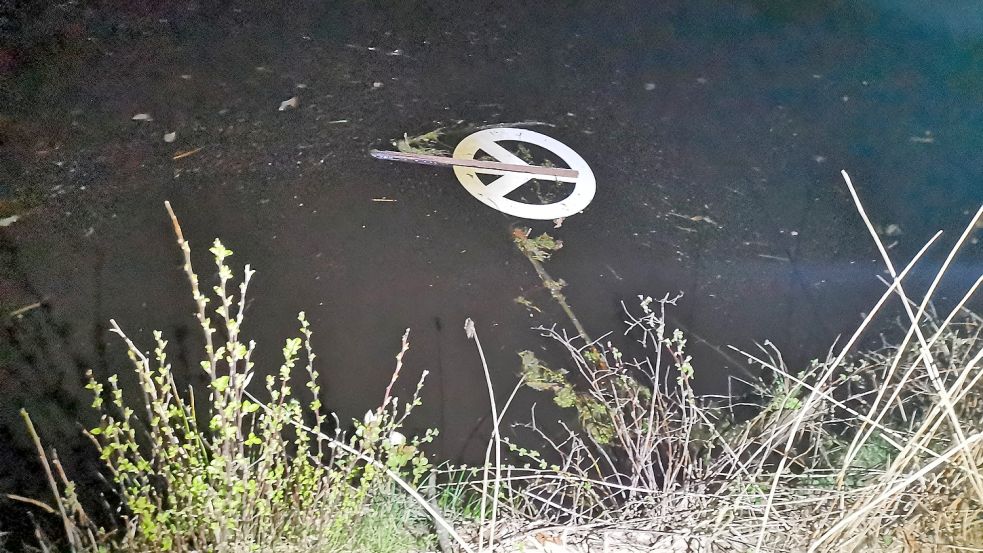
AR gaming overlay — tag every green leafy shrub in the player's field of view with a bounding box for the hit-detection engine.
[19,209,440,553]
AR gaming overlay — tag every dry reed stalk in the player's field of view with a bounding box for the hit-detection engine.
[465,318,504,552]
[838,203,983,491]
[845,173,983,502]
[753,171,983,551]
[18,411,80,551]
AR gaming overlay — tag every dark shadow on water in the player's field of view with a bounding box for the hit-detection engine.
[0,233,107,548]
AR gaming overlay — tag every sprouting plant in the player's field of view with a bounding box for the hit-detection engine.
[512,228,563,262]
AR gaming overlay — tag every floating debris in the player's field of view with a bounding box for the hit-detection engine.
[910,131,935,144]
[514,296,542,313]
[0,214,20,227]
[758,254,791,262]
[7,302,41,318]
[670,212,719,226]
[876,223,903,237]
[393,121,557,156]
[131,113,153,121]
[172,147,203,160]
[163,131,176,143]
[278,96,299,111]
[396,128,447,155]
[371,197,397,202]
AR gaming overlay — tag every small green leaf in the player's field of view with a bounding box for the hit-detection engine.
[212,375,230,393]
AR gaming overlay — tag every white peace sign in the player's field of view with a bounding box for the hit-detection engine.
[451,128,595,220]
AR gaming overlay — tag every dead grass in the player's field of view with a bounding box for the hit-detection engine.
[439,171,983,553]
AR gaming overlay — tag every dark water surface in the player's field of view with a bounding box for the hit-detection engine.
[1,0,981,538]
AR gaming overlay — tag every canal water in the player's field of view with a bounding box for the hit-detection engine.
[1,0,981,539]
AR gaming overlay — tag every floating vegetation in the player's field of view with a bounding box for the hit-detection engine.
[393,120,557,156]
[512,295,541,313]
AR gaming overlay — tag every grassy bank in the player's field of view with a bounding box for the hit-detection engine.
[6,172,983,552]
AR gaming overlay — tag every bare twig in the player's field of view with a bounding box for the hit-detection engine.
[19,410,79,551]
